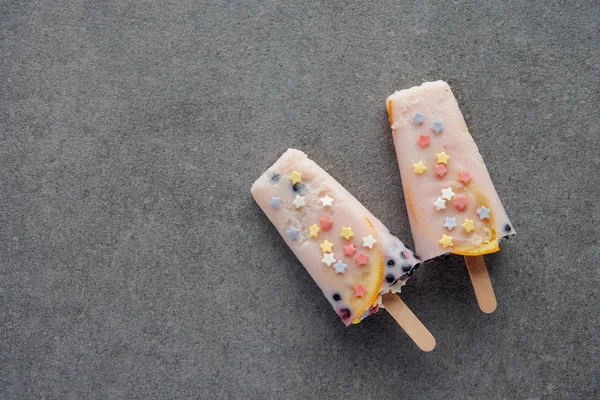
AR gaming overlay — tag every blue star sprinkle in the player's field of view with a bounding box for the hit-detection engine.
[443,217,457,231]
[333,260,348,274]
[287,226,300,240]
[432,120,444,134]
[412,112,425,124]
[477,206,491,220]
[268,197,281,209]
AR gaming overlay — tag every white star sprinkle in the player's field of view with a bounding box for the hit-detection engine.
[441,187,455,200]
[477,206,491,220]
[320,195,334,207]
[333,260,347,274]
[433,197,447,211]
[362,235,377,248]
[292,195,306,208]
[322,253,336,266]
[444,217,457,231]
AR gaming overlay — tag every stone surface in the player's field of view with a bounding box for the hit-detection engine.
[0,1,598,399]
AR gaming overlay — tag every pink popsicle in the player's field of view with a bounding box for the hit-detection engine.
[387,81,515,312]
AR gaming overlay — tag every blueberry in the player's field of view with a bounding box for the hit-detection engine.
[292,182,305,193]
[504,224,511,233]
[333,293,342,301]
[402,264,412,272]
[387,259,395,267]
[385,274,396,284]
[270,173,280,183]
[339,308,351,320]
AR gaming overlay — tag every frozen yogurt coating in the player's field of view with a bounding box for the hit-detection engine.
[387,81,515,262]
[251,149,420,326]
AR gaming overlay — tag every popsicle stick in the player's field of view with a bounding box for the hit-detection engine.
[382,293,436,352]
[464,255,497,313]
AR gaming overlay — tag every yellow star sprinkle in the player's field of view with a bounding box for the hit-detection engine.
[436,152,450,164]
[340,227,354,240]
[462,218,475,233]
[439,234,454,248]
[320,240,334,253]
[413,161,427,174]
[309,224,320,238]
[290,170,302,184]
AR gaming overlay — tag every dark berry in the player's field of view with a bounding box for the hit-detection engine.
[292,182,305,193]
[387,259,395,267]
[504,224,511,233]
[339,308,351,320]
[385,274,396,284]
[270,173,280,183]
[333,293,342,301]
[402,264,412,272]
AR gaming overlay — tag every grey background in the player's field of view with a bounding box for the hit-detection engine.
[1,0,598,399]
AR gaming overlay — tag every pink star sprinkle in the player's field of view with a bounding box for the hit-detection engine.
[454,195,468,210]
[344,243,358,257]
[459,171,473,185]
[320,216,333,231]
[355,252,370,266]
[417,135,431,148]
[353,284,367,298]
[434,164,448,178]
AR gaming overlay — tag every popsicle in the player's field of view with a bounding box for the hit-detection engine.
[252,149,435,351]
[386,81,515,313]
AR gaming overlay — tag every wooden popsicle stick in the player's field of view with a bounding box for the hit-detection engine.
[464,255,497,313]
[382,293,436,352]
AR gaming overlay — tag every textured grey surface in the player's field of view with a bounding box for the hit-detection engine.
[1,1,599,399]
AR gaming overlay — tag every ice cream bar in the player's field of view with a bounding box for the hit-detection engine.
[386,81,515,312]
[252,150,434,350]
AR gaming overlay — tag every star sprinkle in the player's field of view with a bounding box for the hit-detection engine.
[444,217,457,231]
[362,235,377,248]
[355,252,370,266]
[432,120,444,134]
[320,216,333,231]
[462,218,475,233]
[413,161,427,174]
[441,187,455,200]
[412,112,425,124]
[290,170,302,184]
[287,227,300,240]
[434,164,448,178]
[333,260,348,274]
[477,206,491,220]
[433,197,447,211]
[439,234,454,248]
[344,243,358,257]
[458,171,473,185]
[320,195,334,207]
[309,224,320,238]
[340,227,354,240]
[292,195,306,208]
[417,135,431,148]
[353,283,367,298]
[268,197,281,209]
[322,253,336,266]
[454,195,468,210]
[436,151,450,164]
[320,240,334,253]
